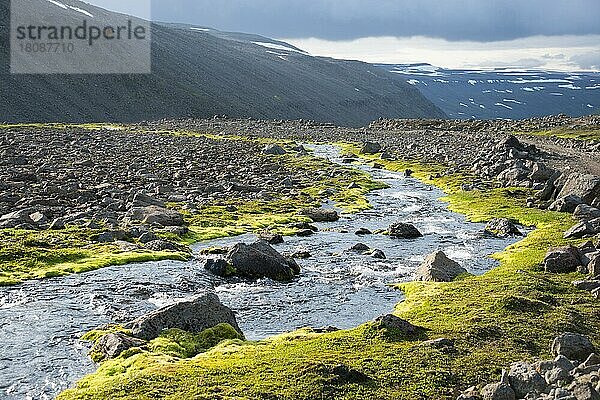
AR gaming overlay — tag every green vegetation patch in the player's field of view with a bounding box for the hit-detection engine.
[58,145,600,399]
[0,228,188,286]
[515,128,600,141]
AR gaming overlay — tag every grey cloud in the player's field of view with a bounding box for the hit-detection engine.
[569,51,600,70]
[146,0,600,41]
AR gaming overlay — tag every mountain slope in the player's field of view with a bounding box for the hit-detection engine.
[0,0,445,126]
[381,63,600,119]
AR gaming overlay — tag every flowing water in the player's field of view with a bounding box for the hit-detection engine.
[0,145,522,399]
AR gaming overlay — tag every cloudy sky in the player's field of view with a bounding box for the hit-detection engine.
[86,0,600,71]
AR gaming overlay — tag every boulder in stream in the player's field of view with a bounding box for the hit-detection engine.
[126,293,243,341]
[300,207,340,222]
[205,240,300,281]
[388,222,423,239]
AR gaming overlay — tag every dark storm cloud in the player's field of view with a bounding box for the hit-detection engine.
[149,0,600,41]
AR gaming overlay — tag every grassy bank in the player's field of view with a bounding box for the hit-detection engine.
[515,128,600,141]
[58,145,600,400]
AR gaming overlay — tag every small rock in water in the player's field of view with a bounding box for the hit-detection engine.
[290,251,311,259]
[388,222,423,239]
[259,231,284,245]
[355,228,372,235]
[405,169,414,178]
[297,229,315,237]
[350,243,370,252]
[370,249,386,259]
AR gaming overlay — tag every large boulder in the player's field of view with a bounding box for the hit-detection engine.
[563,218,600,239]
[360,141,382,154]
[91,332,146,361]
[557,173,600,206]
[126,293,242,341]
[507,362,547,398]
[300,207,340,222]
[220,240,300,281]
[388,222,423,239]
[544,246,581,273]
[127,206,185,227]
[484,218,523,237]
[552,332,596,362]
[414,251,467,282]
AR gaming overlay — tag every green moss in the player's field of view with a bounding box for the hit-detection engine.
[149,324,244,359]
[515,128,600,141]
[81,325,132,342]
[0,228,189,286]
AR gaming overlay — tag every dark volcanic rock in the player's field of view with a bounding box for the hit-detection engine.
[300,207,339,222]
[564,218,600,239]
[91,332,146,361]
[360,141,382,154]
[544,246,582,273]
[225,240,300,281]
[574,204,600,221]
[557,173,600,206]
[388,222,423,239]
[372,314,419,335]
[258,231,284,245]
[484,218,523,237]
[126,293,242,341]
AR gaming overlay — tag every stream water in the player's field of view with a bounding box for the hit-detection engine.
[0,145,521,399]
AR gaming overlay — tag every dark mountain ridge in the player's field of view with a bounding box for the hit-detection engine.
[0,0,445,126]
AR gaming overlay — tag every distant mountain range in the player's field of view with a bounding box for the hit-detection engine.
[380,63,600,119]
[0,0,444,126]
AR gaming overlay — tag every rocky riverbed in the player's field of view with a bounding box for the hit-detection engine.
[0,116,599,400]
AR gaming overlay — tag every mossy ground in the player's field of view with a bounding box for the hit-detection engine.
[0,228,188,286]
[58,144,600,400]
[515,128,600,141]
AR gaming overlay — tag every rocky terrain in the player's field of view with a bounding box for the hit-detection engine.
[1,115,600,399]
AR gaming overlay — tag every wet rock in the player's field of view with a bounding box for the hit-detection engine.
[544,246,582,273]
[388,222,423,239]
[350,243,370,252]
[203,258,232,276]
[564,218,600,239]
[300,207,339,222]
[355,227,372,235]
[289,251,311,259]
[258,231,284,245]
[484,218,523,237]
[297,229,315,237]
[263,144,287,155]
[91,332,146,361]
[405,169,414,178]
[574,205,600,222]
[126,293,242,340]
[225,240,300,281]
[127,206,185,227]
[370,249,386,259]
[508,362,547,398]
[414,251,467,282]
[552,333,596,362]
[360,141,382,154]
[372,314,419,335]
